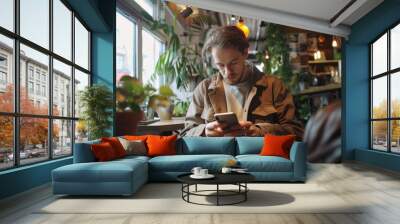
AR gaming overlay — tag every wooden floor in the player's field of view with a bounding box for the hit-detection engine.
[1,162,400,224]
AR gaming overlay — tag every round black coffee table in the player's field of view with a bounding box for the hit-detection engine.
[177,173,255,206]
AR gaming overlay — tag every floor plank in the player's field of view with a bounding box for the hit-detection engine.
[1,162,400,224]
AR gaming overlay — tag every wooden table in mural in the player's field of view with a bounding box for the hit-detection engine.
[136,117,185,135]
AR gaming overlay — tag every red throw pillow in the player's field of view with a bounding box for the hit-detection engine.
[260,134,296,159]
[146,135,177,157]
[101,137,126,158]
[91,142,117,161]
[124,135,148,141]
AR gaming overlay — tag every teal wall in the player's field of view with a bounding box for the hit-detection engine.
[344,0,400,171]
[0,0,116,200]
[0,158,72,199]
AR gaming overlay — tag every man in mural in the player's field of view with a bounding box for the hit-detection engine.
[181,25,303,138]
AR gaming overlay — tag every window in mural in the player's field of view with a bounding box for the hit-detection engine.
[0,0,91,170]
[370,22,400,154]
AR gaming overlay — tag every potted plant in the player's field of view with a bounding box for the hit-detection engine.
[173,98,190,117]
[79,84,113,140]
[145,14,216,91]
[148,85,176,121]
[116,76,156,135]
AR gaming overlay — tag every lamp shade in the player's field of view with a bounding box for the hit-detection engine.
[235,19,250,38]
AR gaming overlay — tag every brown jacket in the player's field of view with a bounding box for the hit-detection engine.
[180,66,304,139]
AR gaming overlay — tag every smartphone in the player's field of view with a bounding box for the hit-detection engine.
[214,112,239,129]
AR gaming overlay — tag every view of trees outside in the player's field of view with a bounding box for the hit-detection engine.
[0,0,89,170]
[0,86,63,168]
[372,97,400,153]
[371,24,400,154]
[372,77,400,153]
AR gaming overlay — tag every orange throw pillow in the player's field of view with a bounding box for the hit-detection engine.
[146,135,177,157]
[91,142,117,161]
[260,134,296,159]
[124,135,148,141]
[101,137,126,158]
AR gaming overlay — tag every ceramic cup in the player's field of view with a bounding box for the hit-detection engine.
[221,167,232,174]
[200,169,208,176]
[191,167,202,176]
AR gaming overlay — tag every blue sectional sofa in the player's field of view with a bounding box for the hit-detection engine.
[52,137,307,196]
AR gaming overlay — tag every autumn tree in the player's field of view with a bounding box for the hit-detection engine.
[0,85,59,152]
[372,99,400,143]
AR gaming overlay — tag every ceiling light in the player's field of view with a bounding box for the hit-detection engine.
[235,18,250,38]
[332,38,338,48]
[180,7,193,18]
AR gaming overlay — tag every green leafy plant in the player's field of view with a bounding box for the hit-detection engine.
[147,85,176,120]
[116,76,156,112]
[148,85,176,111]
[173,99,190,117]
[79,84,113,140]
[256,23,293,88]
[144,13,216,90]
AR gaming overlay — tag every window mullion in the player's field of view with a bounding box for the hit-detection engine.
[71,10,76,151]
[14,0,20,166]
[48,0,53,160]
[388,29,391,152]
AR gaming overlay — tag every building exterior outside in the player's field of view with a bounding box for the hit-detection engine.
[0,41,75,168]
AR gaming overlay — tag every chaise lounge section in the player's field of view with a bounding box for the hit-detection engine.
[52,137,307,196]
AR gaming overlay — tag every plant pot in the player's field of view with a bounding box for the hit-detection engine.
[155,105,174,121]
[115,110,144,136]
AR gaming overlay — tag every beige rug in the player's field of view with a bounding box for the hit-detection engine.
[38,183,361,214]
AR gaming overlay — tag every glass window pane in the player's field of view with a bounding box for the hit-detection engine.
[53,0,72,60]
[74,69,89,118]
[116,12,135,82]
[75,120,88,143]
[74,18,89,70]
[0,0,14,31]
[142,29,162,88]
[372,77,387,119]
[0,116,14,170]
[391,24,400,70]
[20,44,49,115]
[372,33,387,76]
[391,72,400,118]
[53,119,72,158]
[135,0,154,17]
[391,120,400,153]
[53,59,72,117]
[20,0,49,49]
[0,35,14,113]
[20,117,49,165]
[372,121,388,151]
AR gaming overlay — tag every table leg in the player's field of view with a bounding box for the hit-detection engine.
[187,184,190,202]
[217,184,219,206]
[195,184,197,192]
[245,183,247,201]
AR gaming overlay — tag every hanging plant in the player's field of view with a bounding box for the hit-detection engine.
[256,23,293,87]
[142,11,216,91]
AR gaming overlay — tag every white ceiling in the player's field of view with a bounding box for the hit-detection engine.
[224,0,352,22]
[168,0,384,38]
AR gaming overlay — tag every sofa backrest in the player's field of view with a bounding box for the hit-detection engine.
[177,137,236,155]
[73,139,100,163]
[73,136,302,162]
[235,137,264,155]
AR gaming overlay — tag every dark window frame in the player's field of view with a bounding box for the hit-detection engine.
[0,0,91,171]
[370,20,400,154]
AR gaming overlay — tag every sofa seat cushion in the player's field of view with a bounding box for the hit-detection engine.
[236,155,293,172]
[53,159,147,183]
[117,155,150,162]
[149,154,235,172]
